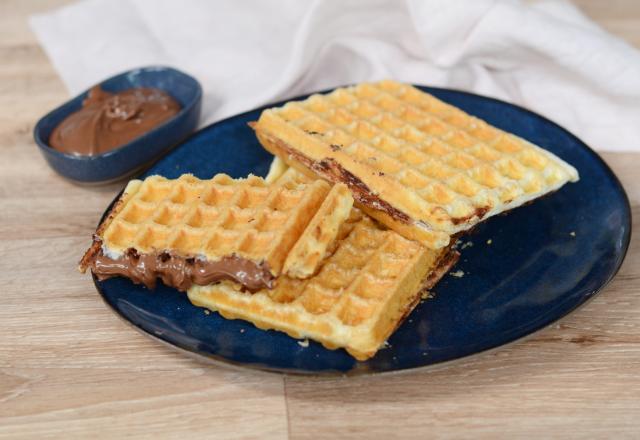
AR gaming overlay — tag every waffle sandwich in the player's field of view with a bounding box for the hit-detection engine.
[252,80,579,249]
[79,173,353,291]
[188,214,458,360]
[187,165,458,360]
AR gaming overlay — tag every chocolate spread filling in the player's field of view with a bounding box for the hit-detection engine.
[89,246,274,292]
[450,206,490,226]
[314,158,411,223]
[254,128,411,224]
[253,126,501,228]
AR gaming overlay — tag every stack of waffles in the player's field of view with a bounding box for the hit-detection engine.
[80,80,578,360]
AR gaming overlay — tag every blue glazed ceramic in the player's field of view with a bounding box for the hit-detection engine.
[34,66,202,184]
[94,86,631,375]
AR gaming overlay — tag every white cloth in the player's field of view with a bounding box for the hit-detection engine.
[30,0,640,151]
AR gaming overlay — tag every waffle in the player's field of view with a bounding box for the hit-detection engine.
[79,173,354,288]
[265,156,289,183]
[252,80,579,249]
[187,215,458,360]
[266,157,317,185]
[284,182,353,278]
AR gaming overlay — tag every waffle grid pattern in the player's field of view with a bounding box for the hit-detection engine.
[188,216,442,359]
[283,182,354,279]
[258,80,578,236]
[100,173,332,275]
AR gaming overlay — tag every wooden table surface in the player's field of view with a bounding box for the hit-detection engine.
[1,1,638,438]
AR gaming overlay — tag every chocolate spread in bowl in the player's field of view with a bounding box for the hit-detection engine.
[49,86,180,155]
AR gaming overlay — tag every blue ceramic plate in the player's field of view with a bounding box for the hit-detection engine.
[94,86,631,375]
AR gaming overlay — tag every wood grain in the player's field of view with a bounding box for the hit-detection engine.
[0,1,638,439]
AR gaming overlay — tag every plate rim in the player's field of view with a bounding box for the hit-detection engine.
[92,84,633,376]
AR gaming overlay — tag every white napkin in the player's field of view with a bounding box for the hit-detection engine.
[30,0,640,151]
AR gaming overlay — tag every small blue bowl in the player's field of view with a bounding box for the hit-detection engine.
[34,66,202,184]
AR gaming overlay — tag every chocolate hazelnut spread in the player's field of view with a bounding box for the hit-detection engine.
[89,246,275,292]
[252,126,412,224]
[49,86,180,155]
[313,157,411,223]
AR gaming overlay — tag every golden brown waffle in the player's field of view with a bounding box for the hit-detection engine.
[188,216,457,360]
[267,161,363,277]
[267,160,367,255]
[265,156,290,183]
[79,173,353,281]
[266,158,317,186]
[253,80,579,249]
[284,182,353,278]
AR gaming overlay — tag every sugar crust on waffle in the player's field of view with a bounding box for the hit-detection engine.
[252,80,579,249]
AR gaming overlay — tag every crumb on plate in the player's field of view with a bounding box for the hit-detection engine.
[421,290,436,300]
